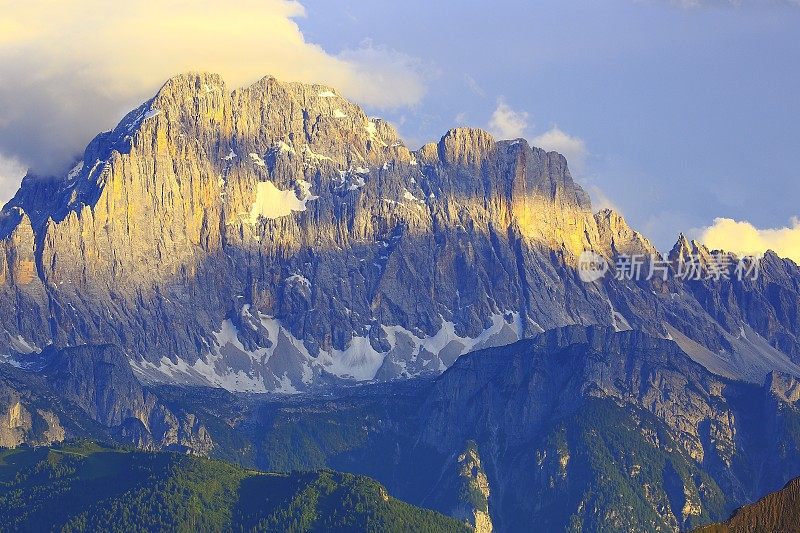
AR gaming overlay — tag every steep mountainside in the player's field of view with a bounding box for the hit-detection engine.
[1,72,798,392]
[694,476,800,533]
[0,441,467,533]
[27,327,792,532]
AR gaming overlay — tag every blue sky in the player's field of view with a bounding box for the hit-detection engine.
[0,0,798,254]
[298,0,800,250]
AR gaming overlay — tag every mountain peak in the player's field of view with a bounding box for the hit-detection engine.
[669,233,696,261]
[3,71,796,395]
[0,70,611,389]
[594,208,658,258]
[436,127,496,167]
[158,70,226,91]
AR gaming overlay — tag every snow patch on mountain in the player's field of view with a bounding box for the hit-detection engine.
[66,161,84,182]
[319,335,386,381]
[143,108,161,120]
[248,181,316,222]
[131,308,525,393]
[7,334,39,354]
[274,141,295,155]
[301,145,334,163]
[348,176,366,191]
[249,153,266,167]
[285,274,311,287]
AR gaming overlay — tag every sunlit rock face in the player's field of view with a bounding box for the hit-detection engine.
[0,72,799,392]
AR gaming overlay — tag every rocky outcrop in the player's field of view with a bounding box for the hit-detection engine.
[421,327,734,459]
[42,344,213,453]
[0,398,64,448]
[409,327,800,530]
[42,344,148,426]
[453,441,493,533]
[669,237,800,364]
[594,207,658,258]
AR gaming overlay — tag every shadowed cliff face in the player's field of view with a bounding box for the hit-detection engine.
[0,344,211,452]
[0,72,799,392]
[408,328,800,531]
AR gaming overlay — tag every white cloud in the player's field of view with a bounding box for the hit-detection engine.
[531,126,588,174]
[336,41,425,108]
[464,75,486,97]
[0,155,26,207]
[585,184,622,213]
[488,99,529,140]
[0,0,425,181]
[486,100,588,174]
[695,217,800,263]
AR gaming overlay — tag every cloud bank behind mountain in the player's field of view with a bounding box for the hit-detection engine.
[0,0,425,184]
[696,217,800,263]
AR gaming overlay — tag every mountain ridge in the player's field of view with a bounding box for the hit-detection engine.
[1,71,798,393]
[693,476,800,533]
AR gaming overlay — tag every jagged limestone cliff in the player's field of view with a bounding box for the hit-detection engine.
[454,441,493,533]
[412,327,800,531]
[1,72,799,392]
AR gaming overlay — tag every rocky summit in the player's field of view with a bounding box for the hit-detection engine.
[1,72,799,394]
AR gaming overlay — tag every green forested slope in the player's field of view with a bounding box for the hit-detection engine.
[0,441,468,533]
